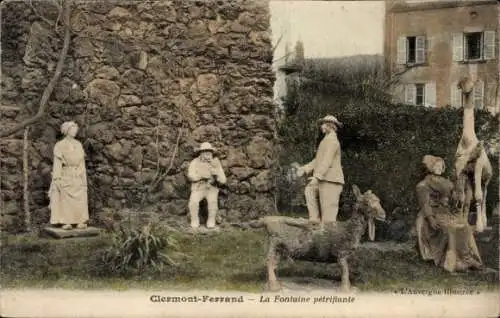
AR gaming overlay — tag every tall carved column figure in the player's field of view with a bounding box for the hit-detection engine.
[48,121,89,230]
[453,77,493,232]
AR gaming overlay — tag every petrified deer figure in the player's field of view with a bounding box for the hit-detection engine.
[453,77,493,232]
[241,185,386,292]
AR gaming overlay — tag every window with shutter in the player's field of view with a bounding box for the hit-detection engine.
[473,80,484,109]
[405,84,416,105]
[464,32,483,60]
[424,82,436,107]
[415,36,426,64]
[415,84,425,106]
[397,36,407,65]
[483,30,496,60]
[450,82,462,108]
[452,33,464,61]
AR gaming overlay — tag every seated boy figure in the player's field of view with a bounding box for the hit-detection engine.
[187,142,227,229]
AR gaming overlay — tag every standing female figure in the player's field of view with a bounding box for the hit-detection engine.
[49,121,89,230]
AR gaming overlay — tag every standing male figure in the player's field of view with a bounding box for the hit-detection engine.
[297,115,345,223]
[187,142,227,229]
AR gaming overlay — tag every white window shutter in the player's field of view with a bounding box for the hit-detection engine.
[405,84,416,105]
[397,36,407,64]
[450,82,462,108]
[483,30,496,60]
[425,82,436,107]
[452,33,464,61]
[416,35,426,64]
[473,80,484,109]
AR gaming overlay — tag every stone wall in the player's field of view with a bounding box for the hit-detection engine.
[0,0,277,231]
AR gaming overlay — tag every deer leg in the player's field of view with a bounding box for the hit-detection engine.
[339,256,351,292]
[266,241,281,292]
[476,176,489,233]
[473,159,484,201]
[454,174,467,214]
[463,181,473,224]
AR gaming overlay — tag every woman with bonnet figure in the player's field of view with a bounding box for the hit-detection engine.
[415,154,483,272]
[48,121,89,230]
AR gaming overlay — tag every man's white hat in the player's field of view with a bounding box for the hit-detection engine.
[196,142,216,153]
[318,115,343,128]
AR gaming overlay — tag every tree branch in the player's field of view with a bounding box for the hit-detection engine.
[29,0,56,27]
[0,0,71,138]
[272,32,284,54]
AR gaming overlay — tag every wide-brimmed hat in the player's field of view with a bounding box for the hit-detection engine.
[318,115,343,128]
[195,142,216,154]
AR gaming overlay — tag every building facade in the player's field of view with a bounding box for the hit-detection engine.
[384,0,499,114]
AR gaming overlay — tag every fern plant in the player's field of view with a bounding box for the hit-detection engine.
[100,223,183,275]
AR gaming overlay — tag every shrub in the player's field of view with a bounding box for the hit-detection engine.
[99,223,184,276]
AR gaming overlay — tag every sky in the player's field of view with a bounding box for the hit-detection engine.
[270,1,386,63]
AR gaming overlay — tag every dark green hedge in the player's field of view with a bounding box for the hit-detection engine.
[277,80,499,229]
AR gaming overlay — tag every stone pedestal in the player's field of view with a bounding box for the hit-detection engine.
[42,226,101,239]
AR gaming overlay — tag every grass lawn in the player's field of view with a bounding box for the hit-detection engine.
[0,227,498,293]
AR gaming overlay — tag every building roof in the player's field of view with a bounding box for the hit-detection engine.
[388,0,497,13]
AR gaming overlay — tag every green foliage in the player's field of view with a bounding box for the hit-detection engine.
[99,223,184,276]
[277,59,499,228]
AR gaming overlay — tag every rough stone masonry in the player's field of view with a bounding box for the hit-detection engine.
[0,0,277,231]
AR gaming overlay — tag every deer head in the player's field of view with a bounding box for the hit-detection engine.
[457,77,475,95]
[352,184,386,241]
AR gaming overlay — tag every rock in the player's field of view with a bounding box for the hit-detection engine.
[237,115,274,130]
[73,38,95,58]
[108,7,132,18]
[0,74,19,99]
[118,94,141,107]
[250,169,274,192]
[230,167,255,180]
[225,149,247,167]
[85,79,121,107]
[0,214,18,231]
[245,136,274,169]
[130,51,148,70]
[146,56,167,81]
[54,77,75,102]
[192,125,222,142]
[105,142,124,161]
[23,21,56,67]
[21,69,45,91]
[227,179,251,194]
[2,201,20,215]
[190,73,219,105]
[253,195,276,217]
[130,147,144,170]
[96,66,120,80]
[87,122,115,144]
[230,21,251,33]
[163,200,188,216]
[188,20,209,38]
[42,226,101,239]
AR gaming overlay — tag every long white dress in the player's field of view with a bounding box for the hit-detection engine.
[49,137,89,225]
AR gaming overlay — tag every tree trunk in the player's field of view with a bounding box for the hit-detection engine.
[23,126,32,232]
